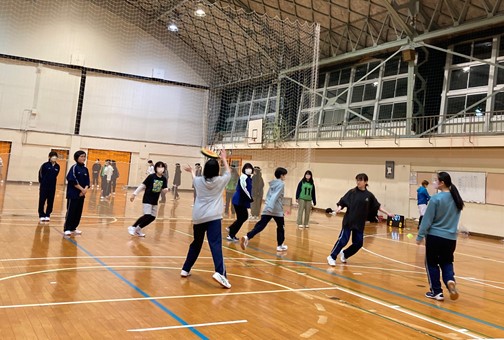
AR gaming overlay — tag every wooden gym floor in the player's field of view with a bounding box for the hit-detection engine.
[0,183,503,339]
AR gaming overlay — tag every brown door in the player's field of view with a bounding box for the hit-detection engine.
[51,149,69,185]
[0,141,12,183]
[87,149,131,188]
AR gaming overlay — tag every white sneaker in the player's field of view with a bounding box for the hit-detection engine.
[72,229,82,235]
[212,272,231,288]
[39,217,45,223]
[180,270,191,277]
[305,225,309,228]
[298,224,304,228]
[45,217,50,222]
[127,226,136,236]
[240,235,249,250]
[135,226,146,237]
[327,255,336,266]
[276,244,288,251]
[447,280,459,300]
[64,230,72,237]
[339,251,347,263]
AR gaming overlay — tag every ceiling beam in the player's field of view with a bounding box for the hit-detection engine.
[378,0,415,38]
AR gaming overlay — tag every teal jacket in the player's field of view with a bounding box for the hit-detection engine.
[417,192,461,241]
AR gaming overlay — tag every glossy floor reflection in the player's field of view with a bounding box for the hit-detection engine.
[0,183,503,339]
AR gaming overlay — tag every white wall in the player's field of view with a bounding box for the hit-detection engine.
[231,144,504,238]
[0,0,207,86]
[1,129,203,190]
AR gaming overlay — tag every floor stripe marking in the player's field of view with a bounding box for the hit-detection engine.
[127,320,247,332]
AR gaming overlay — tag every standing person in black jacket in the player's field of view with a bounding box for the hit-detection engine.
[38,151,60,223]
[110,160,119,195]
[91,159,101,189]
[63,150,90,237]
[326,173,393,266]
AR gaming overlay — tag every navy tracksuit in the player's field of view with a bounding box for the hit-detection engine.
[64,163,90,232]
[38,161,60,218]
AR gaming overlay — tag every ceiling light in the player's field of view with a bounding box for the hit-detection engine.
[194,4,206,17]
[167,23,178,32]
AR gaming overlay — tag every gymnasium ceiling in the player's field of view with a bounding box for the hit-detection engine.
[95,0,504,81]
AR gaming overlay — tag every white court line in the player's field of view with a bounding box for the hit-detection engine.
[362,248,504,290]
[0,286,340,309]
[127,319,247,332]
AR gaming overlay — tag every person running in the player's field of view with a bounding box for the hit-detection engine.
[295,170,317,228]
[128,161,168,237]
[226,163,254,242]
[38,151,60,222]
[240,167,288,252]
[417,180,431,228]
[181,149,232,288]
[416,172,464,301]
[326,173,393,266]
[63,151,90,237]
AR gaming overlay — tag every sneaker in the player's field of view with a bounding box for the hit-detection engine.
[127,226,136,236]
[212,272,231,289]
[134,226,146,237]
[339,251,347,263]
[425,291,444,301]
[447,280,459,300]
[39,217,45,223]
[180,270,191,277]
[276,244,288,251]
[72,229,82,235]
[63,230,72,237]
[226,235,239,242]
[45,217,50,222]
[327,255,336,267]
[305,225,309,228]
[298,224,304,229]
[240,235,249,250]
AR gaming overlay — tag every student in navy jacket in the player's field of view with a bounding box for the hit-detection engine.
[63,150,90,237]
[226,163,254,242]
[38,151,60,222]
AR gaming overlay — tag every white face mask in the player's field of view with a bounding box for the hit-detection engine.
[432,180,439,190]
[156,168,165,175]
[50,156,58,162]
[245,168,253,175]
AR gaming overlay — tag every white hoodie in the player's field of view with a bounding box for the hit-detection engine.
[192,171,231,224]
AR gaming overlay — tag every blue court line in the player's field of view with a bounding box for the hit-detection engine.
[57,231,208,339]
[245,245,504,333]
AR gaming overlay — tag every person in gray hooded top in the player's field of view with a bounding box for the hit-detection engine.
[180,149,232,288]
[240,167,288,252]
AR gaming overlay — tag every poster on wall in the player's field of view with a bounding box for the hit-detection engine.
[409,171,417,185]
[385,161,395,179]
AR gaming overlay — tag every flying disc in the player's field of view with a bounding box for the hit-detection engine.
[201,148,219,159]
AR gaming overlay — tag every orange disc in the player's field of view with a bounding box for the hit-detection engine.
[201,148,219,159]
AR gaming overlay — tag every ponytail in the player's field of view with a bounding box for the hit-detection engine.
[449,184,465,211]
[437,172,464,211]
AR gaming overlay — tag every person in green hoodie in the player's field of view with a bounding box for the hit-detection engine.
[240,167,288,252]
[296,170,316,228]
